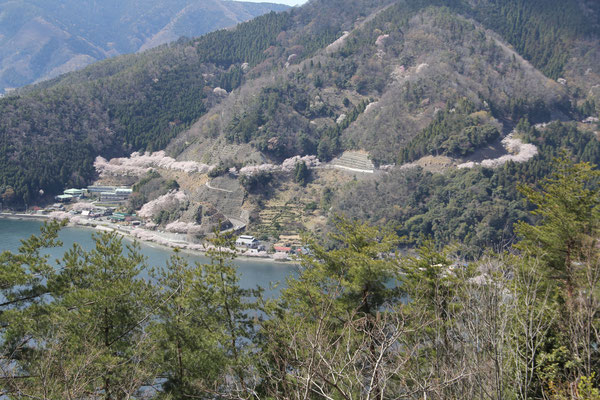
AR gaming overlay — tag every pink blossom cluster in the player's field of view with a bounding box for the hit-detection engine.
[238,156,321,176]
[280,155,321,172]
[416,63,429,73]
[375,34,390,47]
[273,252,289,261]
[165,221,203,234]
[70,216,87,225]
[327,31,350,52]
[213,87,228,96]
[242,249,269,258]
[94,151,213,177]
[47,211,71,221]
[47,212,87,225]
[379,164,395,171]
[137,190,187,219]
[94,156,151,177]
[242,249,269,257]
[203,244,236,254]
[364,101,378,113]
[71,202,95,211]
[238,164,277,176]
[131,229,179,247]
[458,133,538,169]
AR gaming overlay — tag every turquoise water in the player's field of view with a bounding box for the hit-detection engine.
[0,218,297,296]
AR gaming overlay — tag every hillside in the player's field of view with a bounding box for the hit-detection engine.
[1,0,600,251]
[3,1,600,396]
[0,0,289,93]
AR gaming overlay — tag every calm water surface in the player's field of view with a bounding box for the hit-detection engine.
[0,219,297,296]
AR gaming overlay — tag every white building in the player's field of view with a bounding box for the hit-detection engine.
[236,235,259,248]
[99,187,133,202]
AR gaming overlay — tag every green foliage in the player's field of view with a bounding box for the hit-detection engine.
[259,217,401,397]
[400,241,469,395]
[298,216,401,313]
[1,173,599,398]
[107,62,208,150]
[239,171,274,194]
[335,165,526,257]
[293,161,310,186]
[225,80,371,161]
[336,122,600,257]
[0,52,208,203]
[193,11,292,68]
[0,220,66,316]
[515,155,600,290]
[208,163,229,178]
[524,121,600,164]
[399,99,500,162]
[129,171,179,214]
[345,0,597,81]
[165,179,180,192]
[317,98,370,161]
[226,83,316,159]
[464,0,598,79]
[1,0,594,205]
[579,374,600,400]
[0,8,296,204]
[512,157,600,397]
[304,201,317,211]
[320,187,334,211]
[2,230,155,398]
[150,232,260,397]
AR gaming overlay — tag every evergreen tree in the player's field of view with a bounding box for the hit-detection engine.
[151,232,260,398]
[515,156,600,394]
[515,155,600,299]
[2,231,156,399]
[259,217,401,398]
[294,161,310,186]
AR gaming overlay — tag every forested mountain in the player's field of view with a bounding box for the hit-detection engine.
[3,1,600,397]
[0,0,289,93]
[2,158,600,398]
[1,0,600,251]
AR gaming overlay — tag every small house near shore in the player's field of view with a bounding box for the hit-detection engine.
[274,246,292,254]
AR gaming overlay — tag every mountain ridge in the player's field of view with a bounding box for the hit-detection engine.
[1,0,600,251]
[0,0,289,93]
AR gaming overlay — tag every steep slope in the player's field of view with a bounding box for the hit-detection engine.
[0,0,394,203]
[1,0,599,210]
[0,0,289,93]
[172,1,570,165]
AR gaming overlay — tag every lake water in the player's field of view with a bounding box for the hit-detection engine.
[0,218,298,297]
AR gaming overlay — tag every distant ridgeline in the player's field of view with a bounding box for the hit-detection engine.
[0,0,291,93]
[0,0,598,208]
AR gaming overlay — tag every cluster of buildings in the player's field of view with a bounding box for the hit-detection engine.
[55,186,133,204]
[235,234,309,256]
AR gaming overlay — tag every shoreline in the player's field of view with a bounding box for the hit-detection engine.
[0,213,298,266]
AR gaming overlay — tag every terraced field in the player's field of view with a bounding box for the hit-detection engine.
[251,198,305,240]
[331,151,375,173]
